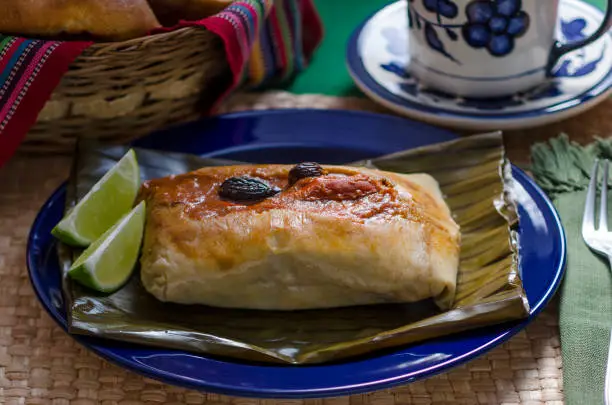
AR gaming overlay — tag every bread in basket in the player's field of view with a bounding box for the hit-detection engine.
[0,0,235,153]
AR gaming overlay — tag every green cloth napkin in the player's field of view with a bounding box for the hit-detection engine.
[284,0,607,96]
[531,135,612,405]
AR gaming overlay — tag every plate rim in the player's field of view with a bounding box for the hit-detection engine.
[345,0,612,130]
[26,108,567,398]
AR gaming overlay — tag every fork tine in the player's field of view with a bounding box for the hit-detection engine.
[583,159,599,236]
[600,160,609,231]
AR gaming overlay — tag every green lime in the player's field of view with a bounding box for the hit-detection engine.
[68,201,146,293]
[52,149,140,247]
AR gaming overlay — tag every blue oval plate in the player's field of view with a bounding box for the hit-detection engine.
[27,109,566,399]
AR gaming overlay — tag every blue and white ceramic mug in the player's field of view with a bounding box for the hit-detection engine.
[406,0,612,97]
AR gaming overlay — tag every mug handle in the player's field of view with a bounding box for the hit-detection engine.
[546,0,612,76]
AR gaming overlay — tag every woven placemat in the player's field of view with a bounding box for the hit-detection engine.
[0,92,569,404]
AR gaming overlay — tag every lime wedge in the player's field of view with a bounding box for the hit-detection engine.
[68,201,146,293]
[52,149,140,247]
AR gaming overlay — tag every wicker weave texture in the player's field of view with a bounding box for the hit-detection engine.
[25,28,231,153]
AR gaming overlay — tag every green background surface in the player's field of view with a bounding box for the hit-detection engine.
[285,0,607,96]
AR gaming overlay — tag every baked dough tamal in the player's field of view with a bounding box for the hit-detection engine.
[137,163,461,311]
[0,0,161,41]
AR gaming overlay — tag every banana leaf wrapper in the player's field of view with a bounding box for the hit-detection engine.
[58,132,529,364]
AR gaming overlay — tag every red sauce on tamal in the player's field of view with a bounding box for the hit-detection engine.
[138,165,424,222]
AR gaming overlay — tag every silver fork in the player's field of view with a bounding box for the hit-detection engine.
[581,159,612,405]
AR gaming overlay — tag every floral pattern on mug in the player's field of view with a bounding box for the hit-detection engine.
[379,16,606,110]
[408,0,530,62]
[462,0,530,56]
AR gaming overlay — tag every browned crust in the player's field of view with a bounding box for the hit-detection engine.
[0,0,161,41]
[139,164,459,263]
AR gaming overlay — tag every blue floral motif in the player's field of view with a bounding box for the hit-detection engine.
[407,0,530,63]
[379,14,605,111]
[381,62,411,79]
[561,18,587,42]
[424,22,459,62]
[462,0,530,57]
[554,47,606,78]
[554,18,606,78]
[408,0,463,63]
[423,0,458,19]
[380,61,564,110]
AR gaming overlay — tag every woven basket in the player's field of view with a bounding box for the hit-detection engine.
[23,27,231,154]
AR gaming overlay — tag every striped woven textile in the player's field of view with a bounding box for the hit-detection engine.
[0,37,90,164]
[0,0,323,166]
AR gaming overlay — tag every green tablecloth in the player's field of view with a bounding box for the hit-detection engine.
[285,0,606,96]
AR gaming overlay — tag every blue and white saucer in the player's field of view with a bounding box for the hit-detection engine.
[347,0,612,131]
